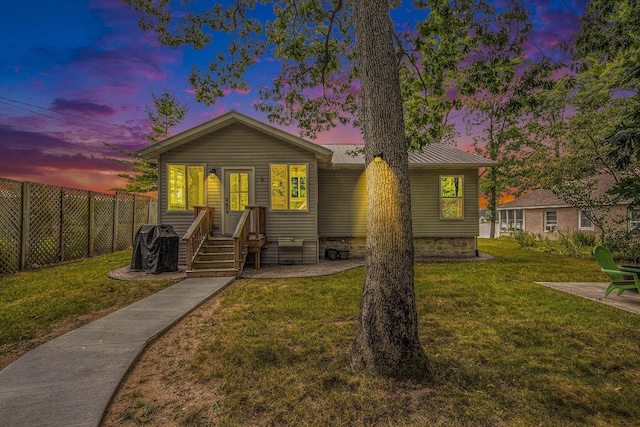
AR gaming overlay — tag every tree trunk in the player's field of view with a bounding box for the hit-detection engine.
[350,0,428,377]
[489,167,497,239]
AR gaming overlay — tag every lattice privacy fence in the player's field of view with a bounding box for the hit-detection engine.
[0,177,157,275]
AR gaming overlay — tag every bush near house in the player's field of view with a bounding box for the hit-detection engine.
[511,230,635,261]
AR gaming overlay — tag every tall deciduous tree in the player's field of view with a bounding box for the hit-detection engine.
[573,0,640,207]
[123,0,427,376]
[399,0,493,148]
[461,0,554,236]
[351,0,427,376]
[522,71,628,193]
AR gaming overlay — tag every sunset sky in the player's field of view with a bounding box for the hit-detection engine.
[0,0,585,193]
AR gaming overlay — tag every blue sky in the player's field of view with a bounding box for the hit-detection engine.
[0,0,586,192]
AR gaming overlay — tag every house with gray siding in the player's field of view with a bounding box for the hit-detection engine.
[138,110,495,277]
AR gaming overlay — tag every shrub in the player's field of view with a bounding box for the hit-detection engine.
[571,231,597,248]
[604,232,640,264]
[510,230,596,259]
[513,231,537,249]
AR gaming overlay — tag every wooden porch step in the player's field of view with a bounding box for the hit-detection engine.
[186,268,239,278]
[199,242,233,251]
[192,259,236,269]
[202,239,234,244]
[196,251,235,261]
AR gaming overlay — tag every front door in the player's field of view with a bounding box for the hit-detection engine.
[224,169,254,236]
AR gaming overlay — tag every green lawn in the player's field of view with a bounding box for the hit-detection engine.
[189,238,640,426]
[3,240,640,426]
[0,250,179,352]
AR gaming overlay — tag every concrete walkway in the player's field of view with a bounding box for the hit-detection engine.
[0,277,234,427]
[535,282,640,314]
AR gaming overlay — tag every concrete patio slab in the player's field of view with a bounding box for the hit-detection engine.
[535,281,640,314]
[0,276,234,427]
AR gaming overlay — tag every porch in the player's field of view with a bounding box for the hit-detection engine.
[183,205,267,278]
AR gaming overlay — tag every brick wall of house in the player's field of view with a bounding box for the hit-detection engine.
[319,236,477,259]
[413,236,477,258]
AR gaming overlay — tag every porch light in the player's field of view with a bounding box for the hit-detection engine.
[374,152,383,163]
[209,168,217,176]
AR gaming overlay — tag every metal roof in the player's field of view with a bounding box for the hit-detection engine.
[322,143,496,168]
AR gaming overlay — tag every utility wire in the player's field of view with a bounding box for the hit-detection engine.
[0,97,140,143]
[0,95,129,128]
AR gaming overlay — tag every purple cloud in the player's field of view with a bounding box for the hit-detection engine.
[52,98,116,116]
[525,0,585,61]
[0,124,131,172]
[0,124,73,151]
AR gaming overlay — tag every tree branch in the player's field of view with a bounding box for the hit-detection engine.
[320,0,343,92]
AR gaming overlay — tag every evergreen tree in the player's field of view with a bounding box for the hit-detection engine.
[107,90,188,193]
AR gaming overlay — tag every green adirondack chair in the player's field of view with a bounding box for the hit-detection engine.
[593,245,640,297]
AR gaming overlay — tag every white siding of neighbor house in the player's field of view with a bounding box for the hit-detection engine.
[317,167,480,238]
[158,122,320,265]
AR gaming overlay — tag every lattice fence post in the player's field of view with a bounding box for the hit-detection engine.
[112,192,119,253]
[58,187,64,263]
[132,194,137,245]
[88,191,95,257]
[20,182,30,271]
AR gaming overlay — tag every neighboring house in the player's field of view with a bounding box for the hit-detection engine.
[137,110,495,275]
[496,174,637,237]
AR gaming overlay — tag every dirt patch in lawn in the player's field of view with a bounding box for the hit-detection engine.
[101,296,222,426]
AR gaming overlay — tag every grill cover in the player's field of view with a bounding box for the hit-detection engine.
[130,224,179,274]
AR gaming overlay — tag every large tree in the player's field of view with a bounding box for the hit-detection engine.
[350,0,426,376]
[398,0,493,148]
[460,0,555,236]
[123,0,427,376]
[572,0,640,207]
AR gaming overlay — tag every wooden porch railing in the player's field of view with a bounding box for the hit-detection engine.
[232,209,251,271]
[246,205,266,237]
[232,205,267,272]
[182,206,214,271]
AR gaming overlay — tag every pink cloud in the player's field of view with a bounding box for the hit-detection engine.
[314,124,362,145]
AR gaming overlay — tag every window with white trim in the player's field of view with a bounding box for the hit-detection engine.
[167,164,204,211]
[544,211,557,232]
[440,176,463,219]
[629,209,640,230]
[579,210,594,230]
[270,164,308,211]
[499,209,523,231]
